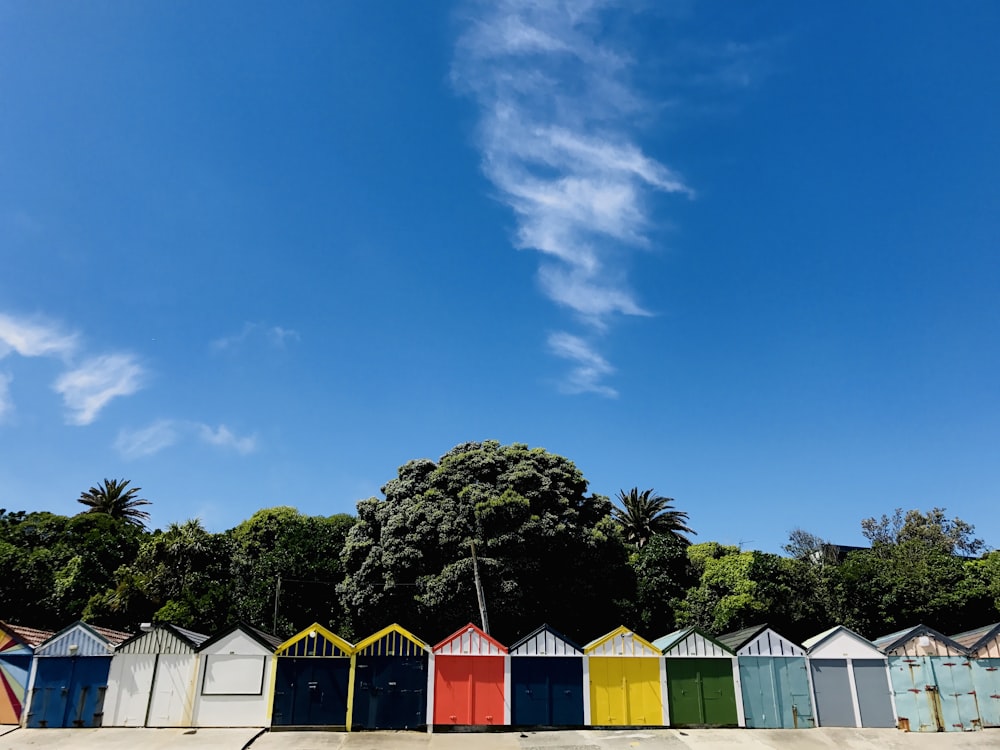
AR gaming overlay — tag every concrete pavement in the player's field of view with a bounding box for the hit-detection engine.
[0,727,996,750]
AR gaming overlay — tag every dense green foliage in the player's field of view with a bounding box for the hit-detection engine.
[0,452,996,645]
[338,441,631,643]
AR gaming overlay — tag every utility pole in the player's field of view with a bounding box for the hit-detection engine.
[469,541,490,634]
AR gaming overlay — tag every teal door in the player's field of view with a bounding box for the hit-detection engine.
[887,656,980,732]
[970,659,999,728]
[739,657,814,729]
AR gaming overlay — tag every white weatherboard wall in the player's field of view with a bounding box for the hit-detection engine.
[105,628,201,727]
[192,630,274,727]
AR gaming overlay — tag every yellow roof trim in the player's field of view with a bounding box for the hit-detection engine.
[275,622,354,655]
[583,625,658,654]
[353,623,428,652]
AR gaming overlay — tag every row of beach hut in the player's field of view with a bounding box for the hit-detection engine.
[1,619,998,732]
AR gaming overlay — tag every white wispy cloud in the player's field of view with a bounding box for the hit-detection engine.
[548,331,617,398]
[454,1,690,394]
[211,322,300,352]
[198,424,258,454]
[0,313,78,360]
[0,373,12,422]
[115,419,180,459]
[115,419,259,459]
[53,354,146,426]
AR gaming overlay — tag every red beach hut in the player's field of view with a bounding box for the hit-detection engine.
[431,623,508,727]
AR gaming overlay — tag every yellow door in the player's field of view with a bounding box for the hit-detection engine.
[589,657,661,725]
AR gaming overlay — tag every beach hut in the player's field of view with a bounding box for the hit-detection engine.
[509,624,585,727]
[874,624,980,732]
[584,626,665,726]
[718,624,812,729]
[802,625,895,728]
[430,623,507,727]
[103,624,208,727]
[349,624,429,731]
[24,621,131,728]
[191,623,281,727]
[655,626,741,728]
[0,622,52,725]
[271,623,353,728]
[952,623,1000,728]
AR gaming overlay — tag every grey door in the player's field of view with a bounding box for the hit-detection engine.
[852,659,895,727]
[810,659,855,727]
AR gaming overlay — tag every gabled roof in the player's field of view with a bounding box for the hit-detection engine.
[717,624,805,657]
[353,623,429,656]
[654,626,734,656]
[951,623,1000,652]
[717,624,768,652]
[35,620,131,655]
[115,623,209,652]
[584,626,659,656]
[510,623,582,655]
[0,621,54,648]
[433,622,506,655]
[872,623,966,655]
[276,623,353,657]
[198,622,282,653]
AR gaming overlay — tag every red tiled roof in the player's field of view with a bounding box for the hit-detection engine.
[2,622,54,647]
[89,625,132,646]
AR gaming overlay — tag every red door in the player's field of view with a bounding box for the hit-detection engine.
[433,656,505,724]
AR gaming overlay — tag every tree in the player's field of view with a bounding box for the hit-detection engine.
[77,478,152,529]
[85,519,234,632]
[628,534,695,636]
[861,507,984,556]
[612,487,694,549]
[676,542,823,640]
[338,441,632,643]
[228,507,356,637]
[823,508,992,636]
[0,510,145,630]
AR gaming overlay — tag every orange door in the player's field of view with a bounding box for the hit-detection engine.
[433,656,505,724]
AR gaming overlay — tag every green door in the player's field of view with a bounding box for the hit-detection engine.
[667,658,738,727]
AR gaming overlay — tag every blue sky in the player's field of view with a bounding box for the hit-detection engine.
[2,1,998,553]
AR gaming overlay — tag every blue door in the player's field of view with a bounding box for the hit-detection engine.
[351,655,427,730]
[510,657,584,726]
[272,657,350,726]
[28,657,111,728]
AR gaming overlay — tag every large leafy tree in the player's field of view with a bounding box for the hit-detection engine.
[612,487,694,549]
[339,441,631,643]
[228,507,356,638]
[77,478,152,529]
[85,519,234,632]
[676,542,823,641]
[0,510,145,630]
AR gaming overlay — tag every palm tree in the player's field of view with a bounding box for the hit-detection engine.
[612,487,694,549]
[77,478,152,528]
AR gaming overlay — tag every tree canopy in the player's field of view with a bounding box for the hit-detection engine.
[338,441,632,643]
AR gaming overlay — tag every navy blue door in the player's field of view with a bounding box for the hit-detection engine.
[28,657,111,728]
[511,657,584,726]
[272,658,350,726]
[351,655,427,730]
